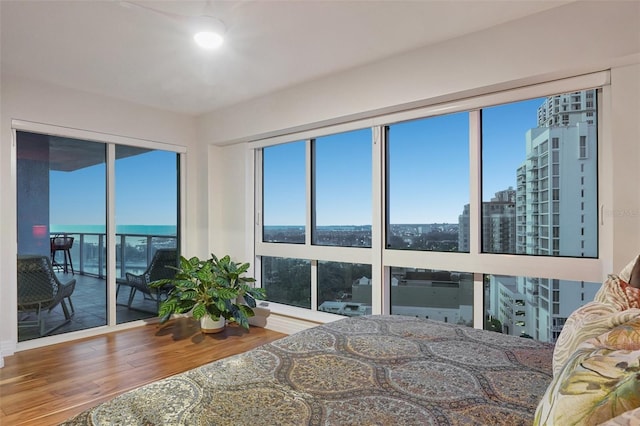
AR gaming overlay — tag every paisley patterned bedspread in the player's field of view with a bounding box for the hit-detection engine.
[61,315,554,425]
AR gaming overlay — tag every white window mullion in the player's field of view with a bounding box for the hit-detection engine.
[473,272,484,329]
[372,125,385,315]
[469,110,482,256]
[469,110,483,328]
[311,260,318,311]
[254,148,264,277]
[106,143,117,326]
[306,139,313,247]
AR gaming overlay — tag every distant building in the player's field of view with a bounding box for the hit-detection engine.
[458,187,516,253]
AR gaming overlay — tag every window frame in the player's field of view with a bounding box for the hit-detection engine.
[250,71,610,327]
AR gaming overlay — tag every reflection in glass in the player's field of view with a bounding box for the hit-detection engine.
[263,142,306,243]
[484,274,600,342]
[390,267,473,326]
[387,112,469,252]
[317,262,372,316]
[481,90,598,257]
[16,131,107,341]
[313,129,372,247]
[262,256,311,308]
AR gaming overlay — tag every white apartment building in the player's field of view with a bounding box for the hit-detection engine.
[517,89,597,257]
[489,89,600,342]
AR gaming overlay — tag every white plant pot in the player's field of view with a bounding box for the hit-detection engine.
[200,315,225,334]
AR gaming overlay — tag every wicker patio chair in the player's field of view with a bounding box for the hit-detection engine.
[119,249,177,313]
[17,255,76,336]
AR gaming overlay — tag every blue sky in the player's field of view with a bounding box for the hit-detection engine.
[264,96,544,226]
[50,149,177,226]
[50,96,544,228]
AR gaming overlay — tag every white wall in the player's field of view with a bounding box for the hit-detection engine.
[208,142,252,261]
[201,1,640,329]
[0,74,209,360]
[609,64,640,273]
[199,1,640,145]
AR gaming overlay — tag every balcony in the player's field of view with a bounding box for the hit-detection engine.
[52,231,177,280]
[18,231,177,342]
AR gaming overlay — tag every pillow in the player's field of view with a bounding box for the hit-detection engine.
[551,300,639,376]
[618,254,640,283]
[534,318,640,426]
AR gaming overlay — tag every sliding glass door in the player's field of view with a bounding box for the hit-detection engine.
[115,146,179,324]
[16,129,181,342]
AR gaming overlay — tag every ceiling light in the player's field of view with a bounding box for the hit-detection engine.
[194,31,223,49]
[193,16,225,49]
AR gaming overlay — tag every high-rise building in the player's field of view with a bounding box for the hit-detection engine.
[488,89,599,342]
[516,89,597,257]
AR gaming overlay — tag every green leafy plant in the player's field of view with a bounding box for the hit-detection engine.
[149,254,266,330]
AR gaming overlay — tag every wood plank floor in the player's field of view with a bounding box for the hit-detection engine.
[0,319,286,425]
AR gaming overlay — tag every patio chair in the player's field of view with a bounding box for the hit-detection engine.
[17,255,76,336]
[119,249,177,313]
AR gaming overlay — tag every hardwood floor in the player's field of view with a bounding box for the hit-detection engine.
[0,319,286,425]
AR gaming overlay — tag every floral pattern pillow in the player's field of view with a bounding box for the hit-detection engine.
[535,318,640,425]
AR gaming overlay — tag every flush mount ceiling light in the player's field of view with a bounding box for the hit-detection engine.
[120,1,226,50]
[192,16,226,49]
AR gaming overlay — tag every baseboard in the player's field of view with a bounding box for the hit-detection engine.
[0,339,16,368]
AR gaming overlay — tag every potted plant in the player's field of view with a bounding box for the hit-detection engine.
[149,254,266,333]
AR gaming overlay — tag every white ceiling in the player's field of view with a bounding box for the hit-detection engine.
[1,0,572,116]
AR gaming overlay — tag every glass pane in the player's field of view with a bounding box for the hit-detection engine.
[317,262,372,316]
[484,274,600,342]
[262,256,311,308]
[387,112,469,252]
[313,129,372,247]
[263,141,306,243]
[482,90,598,256]
[17,131,107,341]
[390,267,473,326]
[115,147,179,324]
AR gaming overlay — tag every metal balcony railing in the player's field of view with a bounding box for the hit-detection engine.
[51,232,178,280]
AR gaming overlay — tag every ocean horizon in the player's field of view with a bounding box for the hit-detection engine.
[50,224,177,236]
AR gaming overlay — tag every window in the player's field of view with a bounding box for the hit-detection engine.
[313,129,372,247]
[254,76,605,344]
[387,112,469,252]
[485,274,600,342]
[579,135,587,158]
[391,268,473,326]
[262,257,311,308]
[262,142,306,244]
[318,262,372,316]
[482,91,598,257]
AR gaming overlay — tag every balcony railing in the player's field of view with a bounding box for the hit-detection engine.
[51,232,177,280]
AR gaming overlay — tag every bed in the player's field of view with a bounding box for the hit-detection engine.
[60,255,640,426]
[61,315,554,425]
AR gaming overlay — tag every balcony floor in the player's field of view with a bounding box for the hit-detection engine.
[18,272,162,342]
